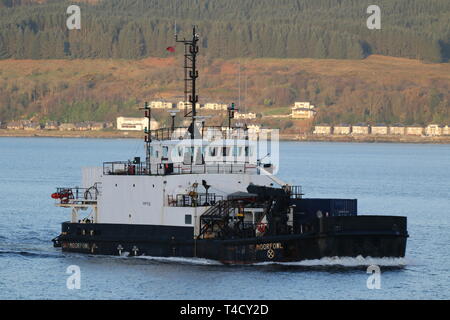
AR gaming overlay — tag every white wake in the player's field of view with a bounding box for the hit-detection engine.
[253,255,408,267]
[131,255,408,267]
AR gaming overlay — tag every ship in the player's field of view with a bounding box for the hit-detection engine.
[51,27,408,264]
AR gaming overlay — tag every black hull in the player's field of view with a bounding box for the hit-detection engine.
[53,216,408,264]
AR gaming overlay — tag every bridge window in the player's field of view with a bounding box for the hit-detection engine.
[222,147,230,157]
[209,147,218,157]
[232,146,243,157]
[162,146,169,158]
[149,146,154,157]
[185,214,192,224]
[245,146,253,157]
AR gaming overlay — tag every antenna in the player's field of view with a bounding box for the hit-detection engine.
[175,26,200,139]
[140,101,152,173]
[228,102,238,130]
[238,61,241,110]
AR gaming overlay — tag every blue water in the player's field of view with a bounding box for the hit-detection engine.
[0,138,449,299]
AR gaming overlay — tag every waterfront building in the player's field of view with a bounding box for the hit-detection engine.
[178,101,201,110]
[371,124,388,135]
[203,103,228,111]
[352,124,370,135]
[6,121,23,130]
[44,121,59,130]
[150,101,174,109]
[87,122,105,131]
[59,123,76,131]
[313,124,332,135]
[389,125,405,135]
[425,124,444,136]
[333,124,351,135]
[443,125,450,136]
[405,125,424,136]
[235,112,256,120]
[116,117,159,131]
[75,123,91,131]
[291,102,316,119]
[23,122,41,131]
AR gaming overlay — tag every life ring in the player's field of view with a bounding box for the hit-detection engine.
[257,223,266,233]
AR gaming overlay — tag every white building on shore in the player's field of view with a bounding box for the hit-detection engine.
[333,124,351,135]
[150,101,174,109]
[116,117,159,131]
[313,124,332,135]
[425,124,444,136]
[389,125,405,135]
[371,124,388,135]
[405,125,424,136]
[291,102,316,119]
[203,103,228,111]
[235,112,256,120]
[177,101,201,110]
[352,124,370,135]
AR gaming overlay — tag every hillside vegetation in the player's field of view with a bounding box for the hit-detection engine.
[0,0,449,62]
[0,55,448,126]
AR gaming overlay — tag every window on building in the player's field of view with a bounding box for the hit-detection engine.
[185,214,192,225]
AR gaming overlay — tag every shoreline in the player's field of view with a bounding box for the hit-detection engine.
[1,129,450,144]
[281,133,450,144]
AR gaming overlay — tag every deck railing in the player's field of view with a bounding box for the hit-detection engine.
[167,193,224,207]
[151,126,254,141]
[103,161,256,176]
[53,184,99,204]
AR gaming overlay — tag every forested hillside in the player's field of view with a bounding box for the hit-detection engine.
[0,0,449,127]
[0,0,449,62]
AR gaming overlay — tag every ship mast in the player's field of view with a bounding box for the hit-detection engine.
[140,101,151,173]
[176,26,199,139]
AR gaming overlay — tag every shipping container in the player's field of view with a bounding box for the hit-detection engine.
[291,198,358,228]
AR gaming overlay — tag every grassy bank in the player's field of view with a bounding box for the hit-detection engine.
[1,55,449,126]
[2,129,450,144]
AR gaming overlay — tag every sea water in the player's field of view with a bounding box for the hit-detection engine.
[0,138,449,299]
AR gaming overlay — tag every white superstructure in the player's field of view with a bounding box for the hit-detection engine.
[58,123,283,238]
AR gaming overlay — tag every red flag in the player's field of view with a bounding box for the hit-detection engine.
[166,46,175,53]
